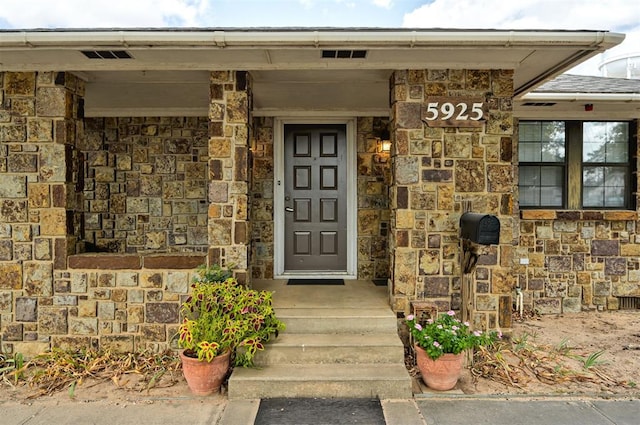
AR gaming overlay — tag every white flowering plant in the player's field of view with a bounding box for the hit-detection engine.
[407,310,500,360]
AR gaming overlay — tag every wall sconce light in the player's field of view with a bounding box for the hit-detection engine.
[378,139,391,153]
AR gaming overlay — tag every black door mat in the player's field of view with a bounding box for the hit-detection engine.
[255,398,385,425]
[287,279,344,285]
[373,279,388,286]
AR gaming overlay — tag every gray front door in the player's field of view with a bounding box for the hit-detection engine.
[284,124,347,272]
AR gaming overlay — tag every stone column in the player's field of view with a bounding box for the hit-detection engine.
[0,71,84,357]
[207,71,251,283]
[389,69,516,330]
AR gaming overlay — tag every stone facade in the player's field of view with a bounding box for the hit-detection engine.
[249,117,276,280]
[1,71,85,356]
[3,254,204,357]
[207,71,251,284]
[356,117,392,281]
[0,70,252,356]
[517,209,640,314]
[388,69,516,331]
[81,117,210,253]
[2,66,639,356]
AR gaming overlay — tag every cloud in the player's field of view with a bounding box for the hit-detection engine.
[0,0,208,28]
[372,0,392,8]
[402,0,638,31]
[402,0,640,76]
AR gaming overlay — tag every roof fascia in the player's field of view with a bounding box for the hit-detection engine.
[0,29,624,50]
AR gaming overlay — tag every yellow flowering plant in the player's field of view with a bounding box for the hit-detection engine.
[177,266,285,366]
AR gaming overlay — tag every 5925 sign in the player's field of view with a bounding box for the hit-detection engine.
[422,96,487,128]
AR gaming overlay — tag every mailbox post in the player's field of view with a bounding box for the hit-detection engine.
[459,212,501,324]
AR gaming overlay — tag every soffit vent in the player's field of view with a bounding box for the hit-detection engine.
[81,50,133,59]
[321,50,367,59]
[521,102,557,107]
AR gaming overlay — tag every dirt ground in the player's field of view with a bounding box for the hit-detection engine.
[2,310,639,403]
[454,310,640,397]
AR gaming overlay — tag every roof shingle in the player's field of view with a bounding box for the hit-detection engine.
[535,74,640,94]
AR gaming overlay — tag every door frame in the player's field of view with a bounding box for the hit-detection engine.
[273,117,357,279]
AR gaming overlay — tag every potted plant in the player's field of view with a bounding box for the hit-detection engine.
[177,265,285,395]
[406,310,500,390]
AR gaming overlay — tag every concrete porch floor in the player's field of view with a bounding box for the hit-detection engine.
[252,279,392,310]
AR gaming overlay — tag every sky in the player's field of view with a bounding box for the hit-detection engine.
[0,0,638,76]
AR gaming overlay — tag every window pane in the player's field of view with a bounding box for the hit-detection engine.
[583,166,628,208]
[583,140,606,162]
[604,187,625,207]
[520,166,539,183]
[604,167,626,187]
[519,143,542,162]
[540,187,563,207]
[541,147,564,162]
[518,121,565,162]
[583,186,604,207]
[519,122,541,141]
[541,122,565,161]
[583,167,603,186]
[583,122,629,163]
[541,122,565,143]
[607,142,628,162]
[540,166,563,186]
[519,186,538,206]
[519,165,563,207]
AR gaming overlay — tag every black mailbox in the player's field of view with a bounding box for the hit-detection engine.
[459,212,500,245]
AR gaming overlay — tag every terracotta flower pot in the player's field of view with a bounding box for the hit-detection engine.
[414,344,464,391]
[180,349,231,396]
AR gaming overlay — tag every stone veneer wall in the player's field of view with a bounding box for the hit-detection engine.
[80,117,209,253]
[356,117,392,281]
[517,210,640,314]
[250,117,275,279]
[0,70,253,357]
[207,71,252,283]
[1,71,85,356]
[516,122,640,314]
[389,69,516,331]
[248,117,392,280]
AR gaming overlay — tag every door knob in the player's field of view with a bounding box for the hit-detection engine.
[285,207,294,212]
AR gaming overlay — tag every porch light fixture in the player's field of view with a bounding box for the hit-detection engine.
[378,139,391,153]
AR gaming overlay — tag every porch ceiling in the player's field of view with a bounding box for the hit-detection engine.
[0,28,625,117]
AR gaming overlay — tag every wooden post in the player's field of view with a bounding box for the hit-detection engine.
[460,200,473,324]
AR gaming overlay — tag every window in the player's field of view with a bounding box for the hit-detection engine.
[518,121,635,209]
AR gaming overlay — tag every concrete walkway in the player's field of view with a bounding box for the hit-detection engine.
[2,396,639,424]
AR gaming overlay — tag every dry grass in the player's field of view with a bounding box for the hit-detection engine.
[1,349,182,399]
[469,333,634,391]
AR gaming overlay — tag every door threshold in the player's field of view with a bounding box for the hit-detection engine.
[276,273,355,280]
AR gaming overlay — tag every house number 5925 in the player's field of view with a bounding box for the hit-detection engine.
[424,102,484,121]
[422,97,487,128]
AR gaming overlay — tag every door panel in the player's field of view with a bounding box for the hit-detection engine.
[284,124,347,272]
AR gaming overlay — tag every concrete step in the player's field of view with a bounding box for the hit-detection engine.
[255,333,405,366]
[276,308,398,334]
[228,363,413,400]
